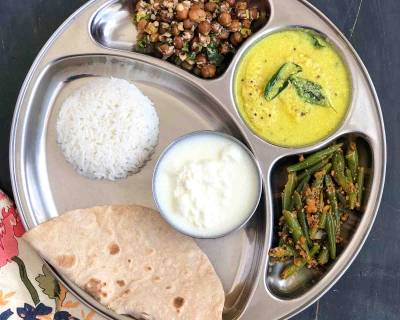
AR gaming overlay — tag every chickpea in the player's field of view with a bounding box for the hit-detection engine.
[188,5,207,23]
[249,7,259,20]
[175,3,189,20]
[158,43,174,57]
[204,1,217,12]
[174,36,184,49]
[218,12,232,27]
[229,19,241,32]
[235,1,247,10]
[137,19,148,32]
[198,21,211,34]
[201,63,216,78]
[242,19,251,29]
[196,54,208,65]
[230,31,243,45]
[183,18,195,29]
[218,29,230,40]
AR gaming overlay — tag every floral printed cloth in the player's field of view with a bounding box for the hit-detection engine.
[0,191,103,320]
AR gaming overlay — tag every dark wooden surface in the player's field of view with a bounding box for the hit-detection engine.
[0,0,398,319]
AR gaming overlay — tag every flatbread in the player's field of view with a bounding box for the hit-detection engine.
[23,205,224,320]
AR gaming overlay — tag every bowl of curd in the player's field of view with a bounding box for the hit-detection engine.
[152,131,262,238]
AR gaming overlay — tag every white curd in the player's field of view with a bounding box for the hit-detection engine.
[153,132,261,238]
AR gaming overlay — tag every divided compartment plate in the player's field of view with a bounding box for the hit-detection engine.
[10,0,386,319]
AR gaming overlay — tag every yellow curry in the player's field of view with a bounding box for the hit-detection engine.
[235,29,351,147]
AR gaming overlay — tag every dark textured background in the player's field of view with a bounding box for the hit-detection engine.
[0,0,398,319]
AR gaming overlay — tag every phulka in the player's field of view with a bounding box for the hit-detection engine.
[23,205,224,320]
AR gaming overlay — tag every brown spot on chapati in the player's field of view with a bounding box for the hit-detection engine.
[145,266,153,272]
[116,280,125,287]
[173,297,185,309]
[84,278,106,300]
[102,292,107,298]
[108,243,120,255]
[55,255,76,268]
[128,259,132,263]
[165,285,172,290]
[153,276,161,282]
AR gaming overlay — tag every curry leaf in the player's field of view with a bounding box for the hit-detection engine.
[264,63,303,101]
[305,30,327,49]
[289,76,330,107]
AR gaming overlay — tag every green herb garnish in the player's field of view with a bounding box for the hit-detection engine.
[136,37,149,49]
[289,76,330,107]
[207,43,224,66]
[306,30,327,49]
[264,63,302,101]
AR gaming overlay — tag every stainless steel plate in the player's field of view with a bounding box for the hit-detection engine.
[10,0,386,319]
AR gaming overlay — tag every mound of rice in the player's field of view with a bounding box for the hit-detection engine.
[57,77,159,180]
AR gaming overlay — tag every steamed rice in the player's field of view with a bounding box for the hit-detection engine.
[56,77,159,180]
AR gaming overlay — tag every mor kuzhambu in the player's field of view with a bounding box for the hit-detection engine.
[235,29,351,147]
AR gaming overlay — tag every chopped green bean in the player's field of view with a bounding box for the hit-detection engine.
[287,144,343,172]
[297,157,332,181]
[345,141,359,181]
[283,210,303,243]
[282,172,297,211]
[325,175,339,225]
[317,247,329,265]
[319,212,327,229]
[346,169,357,210]
[357,166,365,210]
[293,191,312,247]
[332,151,347,188]
[293,191,302,211]
[295,174,311,195]
[326,214,336,260]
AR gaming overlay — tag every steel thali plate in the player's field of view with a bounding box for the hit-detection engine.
[10,0,386,319]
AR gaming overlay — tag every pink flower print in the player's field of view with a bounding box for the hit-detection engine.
[0,193,25,268]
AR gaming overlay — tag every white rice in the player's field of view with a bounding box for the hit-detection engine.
[56,77,159,180]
